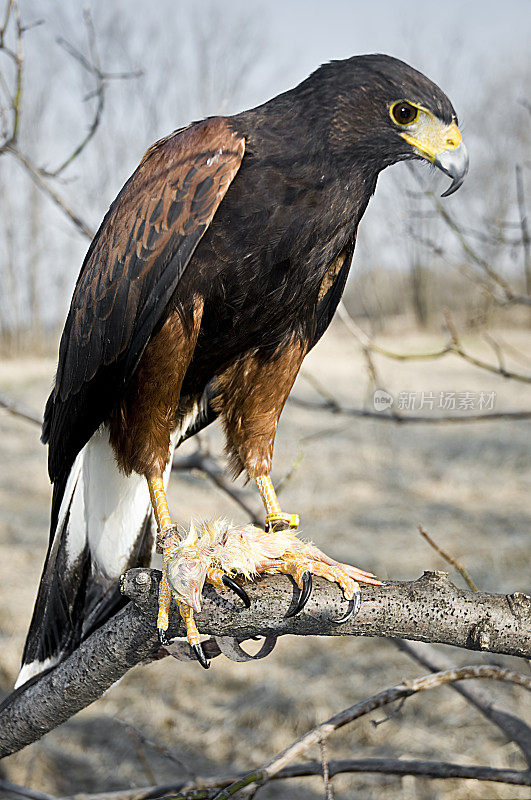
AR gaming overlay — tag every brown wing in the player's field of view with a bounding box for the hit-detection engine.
[44,117,245,481]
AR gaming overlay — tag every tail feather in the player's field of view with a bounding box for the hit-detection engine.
[17,393,209,690]
[16,428,156,689]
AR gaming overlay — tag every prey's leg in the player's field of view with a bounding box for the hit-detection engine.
[177,601,210,669]
[147,475,210,667]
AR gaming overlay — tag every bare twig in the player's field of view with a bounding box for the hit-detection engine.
[0,0,23,151]
[45,13,142,178]
[299,369,341,412]
[172,450,261,524]
[1,758,528,800]
[0,780,56,800]
[2,144,96,238]
[214,665,531,798]
[418,525,479,592]
[319,738,334,800]
[0,569,529,758]
[3,385,530,434]
[0,3,140,240]
[393,638,531,767]
[290,395,531,423]
[336,301,531,384]
[444,309,531,383]
[407,165,531,309]
[0,391,42,425]
[516,164,531,297]
[275,450,304,495]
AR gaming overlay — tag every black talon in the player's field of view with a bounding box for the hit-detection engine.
[286,571,312,617]
[192,642,210,669]
[331,591,361,624]
[222,574,251,608]
[158,627,171,646]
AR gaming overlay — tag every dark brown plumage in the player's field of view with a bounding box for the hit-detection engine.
[18,54,468,684]
[45,118,244,482]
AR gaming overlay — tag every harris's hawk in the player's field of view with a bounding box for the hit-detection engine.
[17,54,468,683]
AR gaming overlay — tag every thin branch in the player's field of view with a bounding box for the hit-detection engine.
[0,1,22,145]
[337,302,452,361]
[393,638,531,768]
[214,665,531,798]
[46,759,531,799]
[4,144,96,238]
[0,780,56,800]
[172,450,261,524]
[516,164,531,296]
[3,385,530,434]
[319,739,334,800]
[45,13,142,178]
[1,568,529,758]
[444,310,531,383]
[290,395,531,424]
[275,450,304,495]
[407,165,531,308]
[418,525,479,592]
[299,369,342,412]
[0,391,42,425]
[0,4,140,240]
[336,301,531,384]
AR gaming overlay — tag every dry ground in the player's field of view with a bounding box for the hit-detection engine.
[0,321,530,799]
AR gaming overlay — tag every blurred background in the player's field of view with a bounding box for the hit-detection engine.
[0,1,530,798]
[1,0,530,345]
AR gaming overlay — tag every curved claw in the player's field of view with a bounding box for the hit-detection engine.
[191,642,210,669]
[286,571,313,618]
[215,635,278,662]
[158,627,171,647]
[222,574,251,608]
[331,591,361,624]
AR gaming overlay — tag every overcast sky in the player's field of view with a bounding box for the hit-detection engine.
[1,0,529,330]
[181,0,530,114]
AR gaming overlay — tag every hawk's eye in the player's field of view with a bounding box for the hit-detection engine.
[391,102,418,126]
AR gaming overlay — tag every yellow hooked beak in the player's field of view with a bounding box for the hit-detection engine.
[395,105,469,196]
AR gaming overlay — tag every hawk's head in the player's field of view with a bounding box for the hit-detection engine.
[318,53,468,195]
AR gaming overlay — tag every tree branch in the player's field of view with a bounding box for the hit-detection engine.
[0,390,42,425]
[0,568,529,759]
[393,638,531,767]
[2,758,529,800]
[335,301,531,386]
[213,665,530,799]
[172,451,261,524]
[290,395,531,423]
[0,3,141,241]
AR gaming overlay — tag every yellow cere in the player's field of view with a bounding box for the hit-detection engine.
[390,101,462,162]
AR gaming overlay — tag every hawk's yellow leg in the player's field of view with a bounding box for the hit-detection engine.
[147,476,180,635]
[148,475,172,532]
[256,474,299,531]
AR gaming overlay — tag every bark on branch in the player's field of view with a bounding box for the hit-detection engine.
[0,568,529,759]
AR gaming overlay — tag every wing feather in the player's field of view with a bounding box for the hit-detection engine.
[45,117,244,482]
